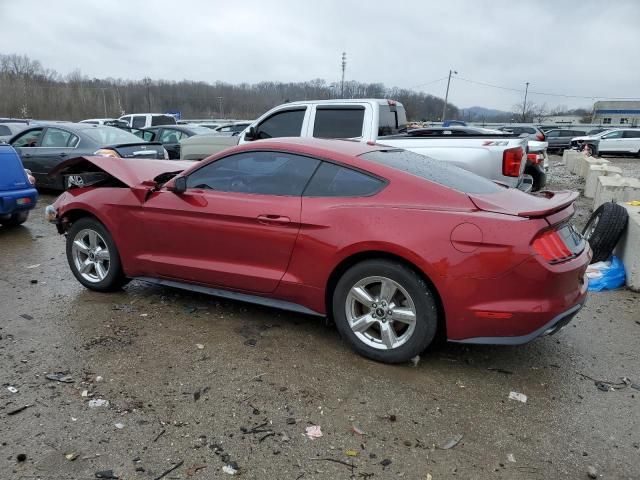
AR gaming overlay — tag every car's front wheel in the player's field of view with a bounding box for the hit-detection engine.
[332,259,438,363]
[66,217,128,291]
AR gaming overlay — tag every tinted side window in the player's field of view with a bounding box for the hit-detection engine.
[11,128,43,147]
[256,109,306,139]
[561,131,575,137]
[304,162,384,197]
[623,130,640,138]
[132,116,147,128]
[524,127,536,134]
[546,130,560,138]
[602,131,623,139]
[151,115,176,126]
[313,108,364,138]
[41,128,78,148]
[186,151,319,196]
[378,104,407,136]
[0,125,10,135]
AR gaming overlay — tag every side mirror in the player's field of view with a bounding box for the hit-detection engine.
[169,176,187,194]
[245,126,257,141]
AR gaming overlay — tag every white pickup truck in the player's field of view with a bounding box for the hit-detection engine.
[180,99,532,191]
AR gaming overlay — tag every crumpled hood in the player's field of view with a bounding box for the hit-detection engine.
[50,156,194,187]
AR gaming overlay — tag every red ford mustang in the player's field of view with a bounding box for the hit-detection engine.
[47,138,590,363]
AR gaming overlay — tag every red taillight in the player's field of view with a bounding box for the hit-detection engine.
[536,132,545,141]
[532,229,572,263]
[527,153,543,165]
[502,147,523,177]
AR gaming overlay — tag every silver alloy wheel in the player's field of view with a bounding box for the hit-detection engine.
[71,228,110,283]
[345,276,417,350]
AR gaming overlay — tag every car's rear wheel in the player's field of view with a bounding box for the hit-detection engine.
[0,211,29,227]
[332,259,438,363]
[66,217,128,291]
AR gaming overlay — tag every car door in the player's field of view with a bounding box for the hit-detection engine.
[138,150,320,293]
[545,130,561,148]
[10,127,45,180]
[621,130,640,153]
[598,130,624,152]
[34,127,81,188]
[158,128,185,159]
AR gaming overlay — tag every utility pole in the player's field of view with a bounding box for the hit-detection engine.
[217,96,224,119]
[442,69,457,121]
[522,82,530,122]
[340,52,346,98]
[143,77,152,112]
[101,88,107,117]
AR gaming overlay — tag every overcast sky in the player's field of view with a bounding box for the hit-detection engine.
[1,0,638,111]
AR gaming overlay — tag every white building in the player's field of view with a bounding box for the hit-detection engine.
[592,101,640,126]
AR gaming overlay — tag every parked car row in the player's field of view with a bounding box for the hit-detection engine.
[179,99,541,191]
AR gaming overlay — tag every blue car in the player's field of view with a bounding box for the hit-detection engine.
[0,144,38,227]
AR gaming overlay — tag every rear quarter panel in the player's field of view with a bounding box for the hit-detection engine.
[285,178,546,314]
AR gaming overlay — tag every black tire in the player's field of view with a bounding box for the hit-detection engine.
[332,259,438,364]
[0,211,29,227]
[582,202,628,264]
[65,217,129,291]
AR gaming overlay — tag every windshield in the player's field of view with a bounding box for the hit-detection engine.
[592,129,617,137]
[84,126,147,145]
[360,148,502,194]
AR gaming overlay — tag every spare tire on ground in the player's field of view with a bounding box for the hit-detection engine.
[582,202,628,263]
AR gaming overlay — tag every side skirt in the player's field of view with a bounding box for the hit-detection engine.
[134,276,324,317]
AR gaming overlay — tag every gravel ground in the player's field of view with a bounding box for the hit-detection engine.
[1,157,638,480]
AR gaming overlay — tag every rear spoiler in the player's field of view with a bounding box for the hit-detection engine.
[517,191,578,217]
[469,190,578,218]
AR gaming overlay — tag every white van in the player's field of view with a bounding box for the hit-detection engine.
[118,114,177,129]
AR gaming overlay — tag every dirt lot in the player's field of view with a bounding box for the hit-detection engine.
[1,155,638,480]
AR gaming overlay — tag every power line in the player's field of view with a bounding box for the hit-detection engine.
[452,75,640,101]
[409,76,449,90]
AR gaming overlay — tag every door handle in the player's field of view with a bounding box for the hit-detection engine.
[257,214,291,225]
[23,153,32,158]
[59,153,67,158]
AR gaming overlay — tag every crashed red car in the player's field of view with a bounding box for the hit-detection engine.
[46,138,590,363]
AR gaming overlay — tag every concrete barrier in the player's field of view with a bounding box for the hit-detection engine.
[579,157,610,179]
[584,166,623,198]
[594,176,640,210]
[616,202,640,291]
[565,150,584,174]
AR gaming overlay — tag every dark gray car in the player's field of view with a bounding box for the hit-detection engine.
[544,129,586,152]
[0,122,29,143]
[9,123,167,190]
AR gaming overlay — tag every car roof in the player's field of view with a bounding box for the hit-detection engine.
[229,137,384,158]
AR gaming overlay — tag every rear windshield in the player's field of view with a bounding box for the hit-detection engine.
[151,115,177,126]
[83,126,146,145]
[360,149,502,194]
[378,103,407,136]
